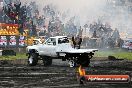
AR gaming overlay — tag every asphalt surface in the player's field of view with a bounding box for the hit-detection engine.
[0,59,132,88]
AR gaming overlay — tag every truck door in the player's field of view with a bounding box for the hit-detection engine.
[41,38,57,56]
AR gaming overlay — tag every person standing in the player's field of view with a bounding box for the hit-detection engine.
[75,35,82,49]
[72,36,76,48]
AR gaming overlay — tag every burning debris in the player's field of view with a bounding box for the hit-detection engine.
[77,65,86,85]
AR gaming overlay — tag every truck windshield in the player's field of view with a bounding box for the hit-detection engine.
[58,37,69,44]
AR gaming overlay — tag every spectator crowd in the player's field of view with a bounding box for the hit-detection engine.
[0,0,123,48]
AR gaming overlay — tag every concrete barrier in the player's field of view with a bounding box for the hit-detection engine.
[0,50,16,56]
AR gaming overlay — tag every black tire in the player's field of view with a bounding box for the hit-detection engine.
[68,59,76,67]
[79,58,90,67]
[28,53,38,66]
[42,56,52,66]
[82,59,90,67]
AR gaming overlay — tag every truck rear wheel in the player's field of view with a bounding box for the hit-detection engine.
[28,53,38,66]
[68,59,76,67]
[78,57,90,67]
[81,59,90,67]
[42,56,52,66]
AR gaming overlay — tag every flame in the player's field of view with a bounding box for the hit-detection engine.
[78,65,86,76]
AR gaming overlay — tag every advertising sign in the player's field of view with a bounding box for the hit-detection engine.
[0,36,7,47]
[19,36,25,47]
[9,36,17,46]
[0,35,26,48]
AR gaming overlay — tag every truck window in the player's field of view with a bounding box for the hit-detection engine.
[45,38,56,45]
[33,40,39,45]
[58,37,69,44]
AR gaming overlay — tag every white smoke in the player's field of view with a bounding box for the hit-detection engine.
[20,0,132,38]
[20,0,106,24]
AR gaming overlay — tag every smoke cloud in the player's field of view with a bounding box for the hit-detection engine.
[20,0,132,37]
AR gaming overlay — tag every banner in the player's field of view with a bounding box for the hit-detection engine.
[19,36,25,47]
[9,36,17,47]
[0,35,26,48]
[0,36,7,47]
[0,23,18,27]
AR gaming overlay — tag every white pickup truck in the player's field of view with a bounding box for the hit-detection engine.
[26,36,98,67]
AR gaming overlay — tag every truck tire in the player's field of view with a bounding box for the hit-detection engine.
[42,56,52,66]
[68,59,76,67]
[28,53,38,66]
[79,58,90,67]
[81,59,90,67]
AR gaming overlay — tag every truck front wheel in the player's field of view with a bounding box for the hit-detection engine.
[28,53,38,66]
